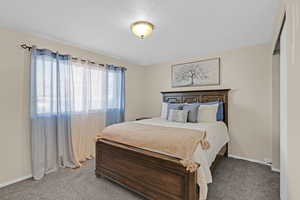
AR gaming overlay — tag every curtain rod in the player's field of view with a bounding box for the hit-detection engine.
[21,44,106,67]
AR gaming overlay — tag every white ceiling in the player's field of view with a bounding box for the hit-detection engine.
[0,0,279,65]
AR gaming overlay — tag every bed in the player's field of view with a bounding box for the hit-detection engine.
[95,89,230,200]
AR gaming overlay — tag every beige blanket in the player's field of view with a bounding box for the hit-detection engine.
[98,122,210,172]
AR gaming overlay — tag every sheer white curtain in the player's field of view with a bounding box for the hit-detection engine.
[30,47,80,180]
[71,61,107,163]
[30,47,126,179]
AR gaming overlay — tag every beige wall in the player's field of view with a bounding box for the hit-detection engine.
[0,26,145,186]
[143,44,273,163]
[272,54,280,171]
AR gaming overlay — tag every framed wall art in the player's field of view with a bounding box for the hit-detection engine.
[171,57,220,87]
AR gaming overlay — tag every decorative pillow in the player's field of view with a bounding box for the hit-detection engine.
[183,104,200,123]
[216,102,224,121]
[167,103,183,119]
[161,102,169,119]
[197,104,219,122]
[168,109,189,123]
[197,101,224,121]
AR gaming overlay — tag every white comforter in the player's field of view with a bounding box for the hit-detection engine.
[135,117,230,200]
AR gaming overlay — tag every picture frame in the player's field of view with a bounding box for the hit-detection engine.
[171,57,220,87]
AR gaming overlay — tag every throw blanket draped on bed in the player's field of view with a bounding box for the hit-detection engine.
[98,122,210,172]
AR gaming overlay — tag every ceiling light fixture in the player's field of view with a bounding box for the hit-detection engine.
[131,21,154,39]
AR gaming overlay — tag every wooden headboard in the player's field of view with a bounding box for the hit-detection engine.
[161,89,230,126]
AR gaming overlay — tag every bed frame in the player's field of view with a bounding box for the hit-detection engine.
[96,89,230,200]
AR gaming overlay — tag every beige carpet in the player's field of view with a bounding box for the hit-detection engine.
[0,158,279,200]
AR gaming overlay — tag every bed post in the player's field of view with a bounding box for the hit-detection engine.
[186,170,198,200]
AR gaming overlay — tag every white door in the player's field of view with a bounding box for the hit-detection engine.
[280,22,288,200]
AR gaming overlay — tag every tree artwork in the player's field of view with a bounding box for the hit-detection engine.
[172,58,220,87]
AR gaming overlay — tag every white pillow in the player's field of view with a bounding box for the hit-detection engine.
[168,109,189,123]
[197,104,218,122]
[161,102,169,119]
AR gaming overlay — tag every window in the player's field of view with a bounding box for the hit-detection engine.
[35,58,58,115]
[72,63,106,112]
[35,57,109,115]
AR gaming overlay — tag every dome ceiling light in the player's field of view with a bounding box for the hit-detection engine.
[131,21,154,39]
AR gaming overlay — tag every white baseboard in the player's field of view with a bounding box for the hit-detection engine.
[228,154,280,173]
[0,174,32,189]
[228,154,270,166]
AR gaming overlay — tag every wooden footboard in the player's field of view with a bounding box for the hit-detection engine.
[95,139,198,200]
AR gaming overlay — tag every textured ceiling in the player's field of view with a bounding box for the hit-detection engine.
[0,0,279,65]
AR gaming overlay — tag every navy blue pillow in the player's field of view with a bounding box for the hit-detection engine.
[216,102,224,121]
[183,104,200,123]
[194,101,224,121]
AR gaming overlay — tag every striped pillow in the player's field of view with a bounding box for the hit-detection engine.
[167,109,189,123]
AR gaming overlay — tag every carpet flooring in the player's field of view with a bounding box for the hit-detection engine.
[0,158,279,200]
